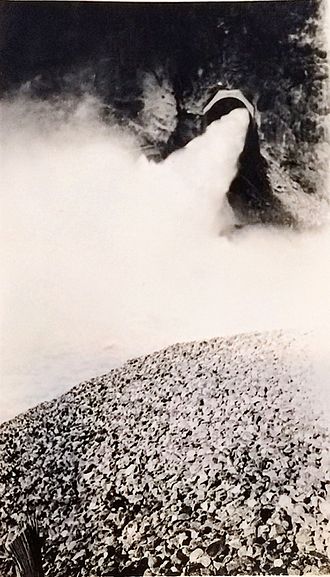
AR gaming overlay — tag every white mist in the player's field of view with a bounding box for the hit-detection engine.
[1,97,329,421]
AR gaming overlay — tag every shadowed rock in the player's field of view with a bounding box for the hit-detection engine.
[6,518,44,577]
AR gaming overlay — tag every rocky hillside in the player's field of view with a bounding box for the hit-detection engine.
[0,331,329,576]
[0,1,328,197]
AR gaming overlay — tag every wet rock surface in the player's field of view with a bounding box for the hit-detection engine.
[0,332,329,576]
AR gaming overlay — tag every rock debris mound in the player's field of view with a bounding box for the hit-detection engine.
[0,331,329,576]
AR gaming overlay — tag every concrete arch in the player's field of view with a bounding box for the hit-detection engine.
[203,88,256,125]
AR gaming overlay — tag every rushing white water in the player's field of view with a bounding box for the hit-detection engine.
[1,96,330,422]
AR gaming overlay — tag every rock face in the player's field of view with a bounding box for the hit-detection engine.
[226,115,291,226]
[0,332,329,576]
[0,1,327,202]
[1,1,328,229]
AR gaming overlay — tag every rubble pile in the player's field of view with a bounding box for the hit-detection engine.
[0,331,329,576]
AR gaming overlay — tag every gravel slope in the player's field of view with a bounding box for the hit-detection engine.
[0,331,329,576]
